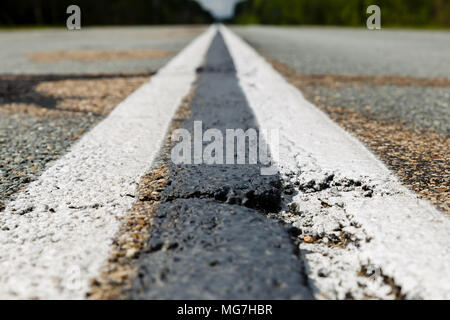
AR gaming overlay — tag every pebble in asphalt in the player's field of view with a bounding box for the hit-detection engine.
[128,32,312,300]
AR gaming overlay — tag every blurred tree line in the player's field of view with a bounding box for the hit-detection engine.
[233,0,450,27]
[0,0,213,26]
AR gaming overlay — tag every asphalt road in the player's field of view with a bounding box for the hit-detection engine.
[0,26,448,300]
[232,26,450,133]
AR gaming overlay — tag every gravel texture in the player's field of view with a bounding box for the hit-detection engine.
[233,26,450,133]
[0,26,205,74]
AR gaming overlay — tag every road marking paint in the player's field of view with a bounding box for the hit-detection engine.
[221,25,450,299]
[0,27,215,300]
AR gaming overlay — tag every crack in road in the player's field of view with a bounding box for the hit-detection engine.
[125,32,312,300]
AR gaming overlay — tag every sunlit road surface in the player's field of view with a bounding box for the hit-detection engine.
[0,26,448,300]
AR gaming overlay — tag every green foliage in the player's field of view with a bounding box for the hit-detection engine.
[233,0,450,27]
[0,0,214,26]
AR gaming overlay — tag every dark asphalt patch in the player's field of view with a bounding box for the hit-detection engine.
[127,32,312,299]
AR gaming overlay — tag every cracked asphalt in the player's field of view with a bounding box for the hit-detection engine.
[127,33,312,300]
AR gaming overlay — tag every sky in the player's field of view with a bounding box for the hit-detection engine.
[196,0,243,19]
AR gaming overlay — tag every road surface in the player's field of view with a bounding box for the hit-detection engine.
[0,25,448,300]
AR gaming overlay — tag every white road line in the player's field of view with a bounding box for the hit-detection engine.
[0,27,215,300]
[221,26,450,299]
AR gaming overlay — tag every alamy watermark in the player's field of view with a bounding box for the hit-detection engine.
[66,5,81,30]
[366,5,381,30]
[66,5,380,31]
[170,121,279,176]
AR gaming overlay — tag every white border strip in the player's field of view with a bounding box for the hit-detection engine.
[0,27,216,300]
[221,25,450,299]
